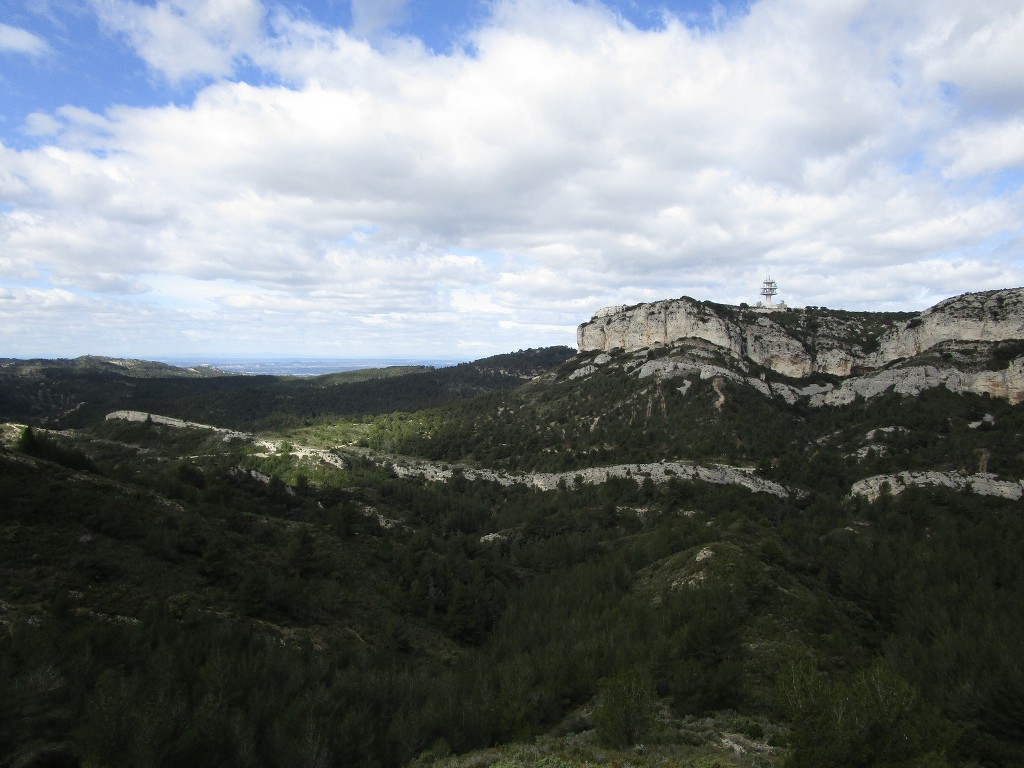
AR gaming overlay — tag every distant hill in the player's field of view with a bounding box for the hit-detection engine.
[314,365,434,385]
[0,355,227,379]
[0,347,576,429]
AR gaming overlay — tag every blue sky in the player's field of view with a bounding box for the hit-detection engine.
[1,1,747,130]
[1,0,1023,359]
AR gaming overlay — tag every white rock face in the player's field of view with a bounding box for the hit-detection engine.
[576,288,1024,400]
[805,361,1024,406]
[850,471,1024,502]
[567,364,597,380]
[594,305,628,318]
[636,356,744,384]
[744,316,812,378]
[390,458,790,497]
[577,297,828,377]
[870,288,1024,364]
[974,357,1024,404]
[106,410,251,441]
[578,298,745,361]
[104,410,348,467]
[814,344,859,377]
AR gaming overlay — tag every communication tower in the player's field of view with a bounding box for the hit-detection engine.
[760,276,778,307]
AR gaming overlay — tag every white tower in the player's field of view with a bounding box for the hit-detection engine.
[760,276,778,307]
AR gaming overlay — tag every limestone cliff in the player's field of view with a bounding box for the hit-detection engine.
[577,298,811,377]
[869,288,1024,363]
[577,296,891,378]
[574,287,1024,404]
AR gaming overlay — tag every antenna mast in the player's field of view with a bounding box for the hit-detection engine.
[760,276,778,307]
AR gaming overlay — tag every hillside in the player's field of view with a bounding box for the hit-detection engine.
[2,296,1024,768]
[0,347,575,430]
[0,355,228,379]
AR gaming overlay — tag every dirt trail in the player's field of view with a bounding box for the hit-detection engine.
[712,377,726,410]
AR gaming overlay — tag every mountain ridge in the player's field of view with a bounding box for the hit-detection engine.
[573,288,1024,404]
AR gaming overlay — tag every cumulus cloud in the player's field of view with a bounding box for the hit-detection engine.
[913,0,1024,113]
[0,23,52,56]
[939,120,1024,179]
[350,0,408,39]
[91,0,264,82]
[2,0,1024,357]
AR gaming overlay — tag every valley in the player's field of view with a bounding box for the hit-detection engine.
[2,290,1024,768]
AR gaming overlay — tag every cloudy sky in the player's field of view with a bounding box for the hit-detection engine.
[1,0,1023,360]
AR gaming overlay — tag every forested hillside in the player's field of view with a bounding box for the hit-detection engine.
[2,340,1023,768]
[0,347,574,430]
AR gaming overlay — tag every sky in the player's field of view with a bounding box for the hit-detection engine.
[1,0,1023,360]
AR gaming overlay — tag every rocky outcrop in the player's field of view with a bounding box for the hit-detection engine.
[568,336,1024,406]
[578,298,745,361]
[870,288,1024,364]
[850,471,1024,502]
[745,315,813,378]
[577,298,818,377]
[104,410,786,497]
[104,410,348,468]
[577,288,1024,398]
[805,358,1024,406]
[106,410,252,441]
[389,457,791,498]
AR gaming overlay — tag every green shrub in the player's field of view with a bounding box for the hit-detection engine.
[594,669,656,748]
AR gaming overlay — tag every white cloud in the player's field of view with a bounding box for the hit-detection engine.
[939,120,1024,179]
[91,0,264,82]
[2,0,1024,358]
[22,113,62,137]
[51,272,152,295]
[0,23,51,57]
[350,0,408,38]
[912,0,1024,113]
[451,289,514,315]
